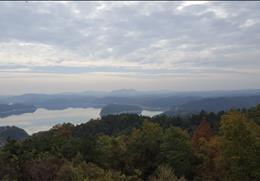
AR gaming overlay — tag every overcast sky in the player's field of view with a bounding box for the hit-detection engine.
[0,1,260,95]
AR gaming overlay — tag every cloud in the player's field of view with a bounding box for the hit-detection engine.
[0,1,260,93]
[240,19,258,29]
[176,1,209,11]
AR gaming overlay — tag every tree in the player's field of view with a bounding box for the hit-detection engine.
[191,121,220,181]
[0,140,23,180]
[95,135,126,170]
[22,155,64,181]
[161,127,193,179]
[219,110,260,181]
[192,120,213,148]
[246,104,260,125]
[126,121,163,179]
[149,165,186,181]
[56,161,86,181]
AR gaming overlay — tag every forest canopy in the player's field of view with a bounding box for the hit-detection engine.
[0,105,259,181]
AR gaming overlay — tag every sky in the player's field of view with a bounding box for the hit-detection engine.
[0,1,260,95]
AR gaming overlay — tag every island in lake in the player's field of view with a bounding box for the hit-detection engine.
[100,103,142,117]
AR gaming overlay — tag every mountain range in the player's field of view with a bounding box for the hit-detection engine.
[165,95,260,116]
[0,89,260,117]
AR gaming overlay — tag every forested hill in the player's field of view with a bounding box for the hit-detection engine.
[1,90,260,117]
[0,126,28,146]
[0,93,199,111]
[0,104,37,118]
[165,95,260,116]
[100,104,142,117]
[0,105,259,181]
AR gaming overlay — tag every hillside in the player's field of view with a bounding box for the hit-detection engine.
[0,126,29,146]
[0,104,37,118]
[0,105,259,180]
[165,95,260,116]
[1,90,260,112]
[0,92,199,111]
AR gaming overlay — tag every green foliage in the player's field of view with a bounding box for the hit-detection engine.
[246,104,260,125]
[219,110,260,181]
[56,162,86,181]
[0,105,259,181]
[95,135,126,169]
[161,127,193,178]
[22,155,64,181]
[149,165,186,181]
[126,121,163,179]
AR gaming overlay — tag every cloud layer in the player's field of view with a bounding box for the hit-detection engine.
[0,1,260,94]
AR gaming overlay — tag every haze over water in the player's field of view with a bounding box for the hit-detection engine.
[0,108,162,134]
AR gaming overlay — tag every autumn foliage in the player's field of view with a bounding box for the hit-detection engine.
[0,106,259,181]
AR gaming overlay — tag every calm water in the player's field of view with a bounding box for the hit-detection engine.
[141,110,163,117]
[0,108,162,134]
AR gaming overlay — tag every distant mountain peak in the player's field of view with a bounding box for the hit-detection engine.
[109,89,140,96]
[110,89,138,93]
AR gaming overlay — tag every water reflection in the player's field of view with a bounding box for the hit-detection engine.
[0,108,101,134]
[0,108,162,134]
[141,110,163,117]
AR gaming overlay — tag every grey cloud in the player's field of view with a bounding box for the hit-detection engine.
[0,1,260,93]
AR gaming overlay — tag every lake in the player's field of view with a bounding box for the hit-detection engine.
[0,108,162,134]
